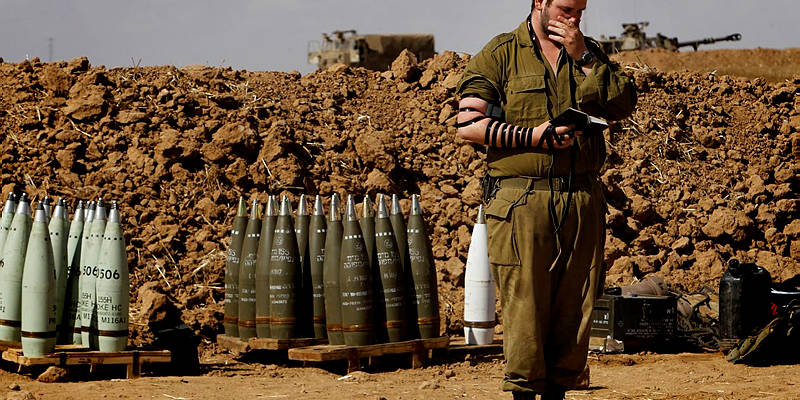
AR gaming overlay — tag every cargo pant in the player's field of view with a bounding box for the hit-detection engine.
[485,176,606,394]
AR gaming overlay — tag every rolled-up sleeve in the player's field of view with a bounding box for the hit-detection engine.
[457,43,504,104]
[577,56,637,121]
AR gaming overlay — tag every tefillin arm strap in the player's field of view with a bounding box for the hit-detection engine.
[456,105,567,149]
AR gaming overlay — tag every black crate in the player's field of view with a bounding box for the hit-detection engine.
[591,294,677,349]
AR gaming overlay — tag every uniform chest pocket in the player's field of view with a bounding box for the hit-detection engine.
[505,75,548,125]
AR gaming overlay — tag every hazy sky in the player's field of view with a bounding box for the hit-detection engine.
[1,1,796,74]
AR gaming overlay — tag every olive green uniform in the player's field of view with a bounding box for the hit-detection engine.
[457,20,636,394]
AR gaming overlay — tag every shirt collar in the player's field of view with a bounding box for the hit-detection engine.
[516,18,536,48]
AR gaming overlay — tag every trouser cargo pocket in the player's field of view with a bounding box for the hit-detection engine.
[485,187,527,266]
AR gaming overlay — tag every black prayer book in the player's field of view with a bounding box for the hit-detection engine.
[549,108,608,136]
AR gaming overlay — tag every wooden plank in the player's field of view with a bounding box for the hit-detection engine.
[247,337,327,350]
[216,334,251,354]
[2,348,171,367]
[447,335,504,354]
[288,336,450,363]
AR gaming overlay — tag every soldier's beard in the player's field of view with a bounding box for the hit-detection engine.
[539,7,563,48]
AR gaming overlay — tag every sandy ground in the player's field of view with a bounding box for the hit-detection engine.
[0,349,798,400]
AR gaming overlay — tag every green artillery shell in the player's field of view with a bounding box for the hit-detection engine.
[389,195,409,274]
[359,195,376,267]
[237,199,261,340]
[340,195,375,346]
[224,197,247,337]
[308,195,328,339]
[0,194,31,342]
[255,195,278,338]
[74,202,95,344]
[360,195,386,342]
[81,199,107,349]
[390,194,417,338]
[374,194,409,342]
[0,193,17,257]
[60,200,85,344]
[21,203,57,357]
[49,199,69,340]
[96,202,130,352]
[323,193,344,344]
[407,195,440,339]
[295,194,313,338]
[269,196,301,339]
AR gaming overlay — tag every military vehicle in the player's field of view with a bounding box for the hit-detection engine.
[597,22,741,54]
[308,30,435,71]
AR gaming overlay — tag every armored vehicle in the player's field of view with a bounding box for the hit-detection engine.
[597,22,741,54]
[308,30,435,71]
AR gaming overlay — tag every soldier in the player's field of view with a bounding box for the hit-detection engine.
[455,1,636,399]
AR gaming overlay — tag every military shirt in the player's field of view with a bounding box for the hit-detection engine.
[457,19,637,177]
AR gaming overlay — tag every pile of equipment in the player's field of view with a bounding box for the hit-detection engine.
[224,193,440,346]
[0,193,130,357]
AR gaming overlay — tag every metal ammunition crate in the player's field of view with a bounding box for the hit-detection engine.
[591,294,677,350]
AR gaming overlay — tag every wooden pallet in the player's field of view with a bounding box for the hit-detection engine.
[1,346,171,379]
[288,336,450,372]
[216,334,328,355]
[447,335,504,353]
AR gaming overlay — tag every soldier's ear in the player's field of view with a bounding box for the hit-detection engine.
[533,0,546,11]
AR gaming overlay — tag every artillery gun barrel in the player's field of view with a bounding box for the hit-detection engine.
[677,33,741,51]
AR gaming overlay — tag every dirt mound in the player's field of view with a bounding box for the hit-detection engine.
[612,48,800,83]
[0,50,797,343]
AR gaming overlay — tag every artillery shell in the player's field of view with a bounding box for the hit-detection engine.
[60,200,85,344]
[95,202,130,352]
[224,197,248,337]
[237,199,261,340]
[21,203,57,357]
[49,199,69,342]
[81,199,107,349]
[0,194,32,342]
[308,195,328,339]
[255,195,278,338]
[323,193,344,345]
[269,196,301,339]
[407,195,440,339]
[374,194,409,342]
[340,195,375,346]
[463,205,496,345]
[295,194,314,338]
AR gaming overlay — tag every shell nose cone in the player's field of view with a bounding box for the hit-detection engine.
[52,198,67,220]
[108,201,121,223]
[313,195,325,216]
[477,204,486,224]
[33,202,47,222]
[329,193,342,222]
[361,195,374,218]
[15,194,31,215]
[376,194,388,218]
[345,195,357,221]
[391,194,402,215]
[279,196,292,216]
[236,196,247,217]
[249,198,260,219]
[298,194,308,216]
[94,199,107,221]
[411,194,422,215]
[266,195,278,216]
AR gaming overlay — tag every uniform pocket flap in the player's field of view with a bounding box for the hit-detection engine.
[485,187,526,220]
[507,75,545,94]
